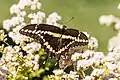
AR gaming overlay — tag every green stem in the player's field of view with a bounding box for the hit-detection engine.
[0,40,9,46]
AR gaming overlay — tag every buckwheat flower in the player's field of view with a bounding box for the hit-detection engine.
[118,4,120,10]
[105,62,117,71]
[102,56,115,64]
[31,4,36,10]
[88,37,98,50]
[28,11,45,24]
[18,0,32,9]
[10,4,21,14]
[0,68,8,80]
[82,50,94,59]
[18,11,26,17]
[23,42,41,54]
[34,54,39,62]
[71,52,82,61]
[91,52,104,66]
[77,60,90,70]
[93,52,104,60]
[46,12,61,26]
[0,58,5,64]
[29,0,41,10]
[11,17,24,26]
[88,58,96,65]
[37,11,45,18]
[11,71,17,78]
[108,35,120,52]
[114,22,120,30]
[110,71,120,78]
[117,62,120,72]
[13,25,23,33]
[91,68,105,77]
[53,69,64,76]
[8,32,21,44]
[3,17,24,30]
[3,19,12,31]
[36,2,41,9]
[99,15,118,26]
[69,71,79,79]
[109,78,118,80]
[33,62,39,71]
[84,76,95,80]
[3,46,15,55]
[108,52,120,61]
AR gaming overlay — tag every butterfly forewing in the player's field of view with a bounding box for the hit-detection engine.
[19,24,89,54]
[37,24,62,34]
[63,29,79,37]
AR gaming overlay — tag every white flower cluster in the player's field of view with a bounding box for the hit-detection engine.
[51,70,79,80]
[0,45,40,79]
[88,37,98,50]
[50,49,120,80]
[23,42,41,54]
[99,5,120,53]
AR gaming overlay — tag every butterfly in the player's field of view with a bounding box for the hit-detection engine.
[19,24,89,55]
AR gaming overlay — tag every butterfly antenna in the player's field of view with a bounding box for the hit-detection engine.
[64,17,74,24]
[57,17,74,25]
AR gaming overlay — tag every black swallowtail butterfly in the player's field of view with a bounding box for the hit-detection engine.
[19,24,88,54]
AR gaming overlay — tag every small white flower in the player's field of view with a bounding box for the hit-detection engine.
[30,4,36,10]
[91,68,104,77]
[11,71,17,78]
[46,12,61,26]
[109,78,118,80]
[82,50,94,59]
[99,15,118,26]
[88,37,98,49]
[77,60,91,70]
[31,19,38,24]
[93,52,104,60]
[23,42,41,54]
[28,11,45,24]
[18,11,26,17]
[71,52,82,61]
[10,4,21,14]
[102,56,115,63]
[33,63,39,71]
[117,62,120,72]
[18,0,32,9]
[105,62,117,71]
[53,69,64,76]
[3,19,12,31]
[34,54,39,62]
[108,35,120,52]
[84,76,95,80]
[36,2,41,9]
[114,22,120,30]
[118,4,120,10]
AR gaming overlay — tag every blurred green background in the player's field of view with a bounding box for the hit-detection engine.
[1,0,120,53]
